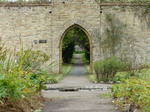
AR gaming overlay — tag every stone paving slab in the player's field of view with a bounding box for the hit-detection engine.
[42,97,120,112]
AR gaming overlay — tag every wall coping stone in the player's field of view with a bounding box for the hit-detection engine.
[0,2,149,7]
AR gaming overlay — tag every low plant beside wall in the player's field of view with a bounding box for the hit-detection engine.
[0,43,53,111]
[94,56,129,82]
[112,73,150,112]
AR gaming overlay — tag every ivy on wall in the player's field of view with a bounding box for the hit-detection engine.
[100,13,126,57]
[131,6,150,28]
[94,0,150,29]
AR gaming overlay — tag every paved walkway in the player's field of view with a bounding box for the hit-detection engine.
[41,54,120,112]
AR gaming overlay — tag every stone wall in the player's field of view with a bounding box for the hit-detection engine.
[0,0,150,73]
[100,6,150,67]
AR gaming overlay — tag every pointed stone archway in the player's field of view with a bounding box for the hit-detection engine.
[59,24,93,74]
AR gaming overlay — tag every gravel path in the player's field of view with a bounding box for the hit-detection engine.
[41,54,120,112]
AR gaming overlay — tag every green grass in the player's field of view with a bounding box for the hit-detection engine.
[70,53,75,64]
[45,64,72,84]
[85,65,90,74]
[81,53,90,64]
[99,92,111,99]
[141,68,150,75]
[74,50,84,54]
[60,64,72,80]
[88,74,97,83]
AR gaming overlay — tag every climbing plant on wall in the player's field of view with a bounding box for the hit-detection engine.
[131,6,150,28]
[95,0,150,27]
[101,13,126,57]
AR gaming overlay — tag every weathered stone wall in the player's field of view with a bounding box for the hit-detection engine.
[0,1,150,73]
[100,6,150,67]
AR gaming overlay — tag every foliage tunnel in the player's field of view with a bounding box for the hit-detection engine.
[62,26,90,63]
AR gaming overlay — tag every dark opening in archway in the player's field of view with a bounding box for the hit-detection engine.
[62,26,90,65]
[59,24,93,74]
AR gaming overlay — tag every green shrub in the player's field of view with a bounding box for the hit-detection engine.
[62,41,75,63]
[112,74,150,112]
[0,77,21,99]
[113,72,130,83]
[0,45,51,101]
[94,57,129,82]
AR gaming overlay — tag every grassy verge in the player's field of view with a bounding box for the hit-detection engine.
[58,64,72,81]
[84,65,90,74]
[45,64,72,84]
[80,52,92,81]
[70,53,75,64]
[88,74,97,83]
[99,92,111,99]
[81,52,90,64]
[74,50,84,54]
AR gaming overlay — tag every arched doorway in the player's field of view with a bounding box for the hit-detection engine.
[59,24,93,73]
